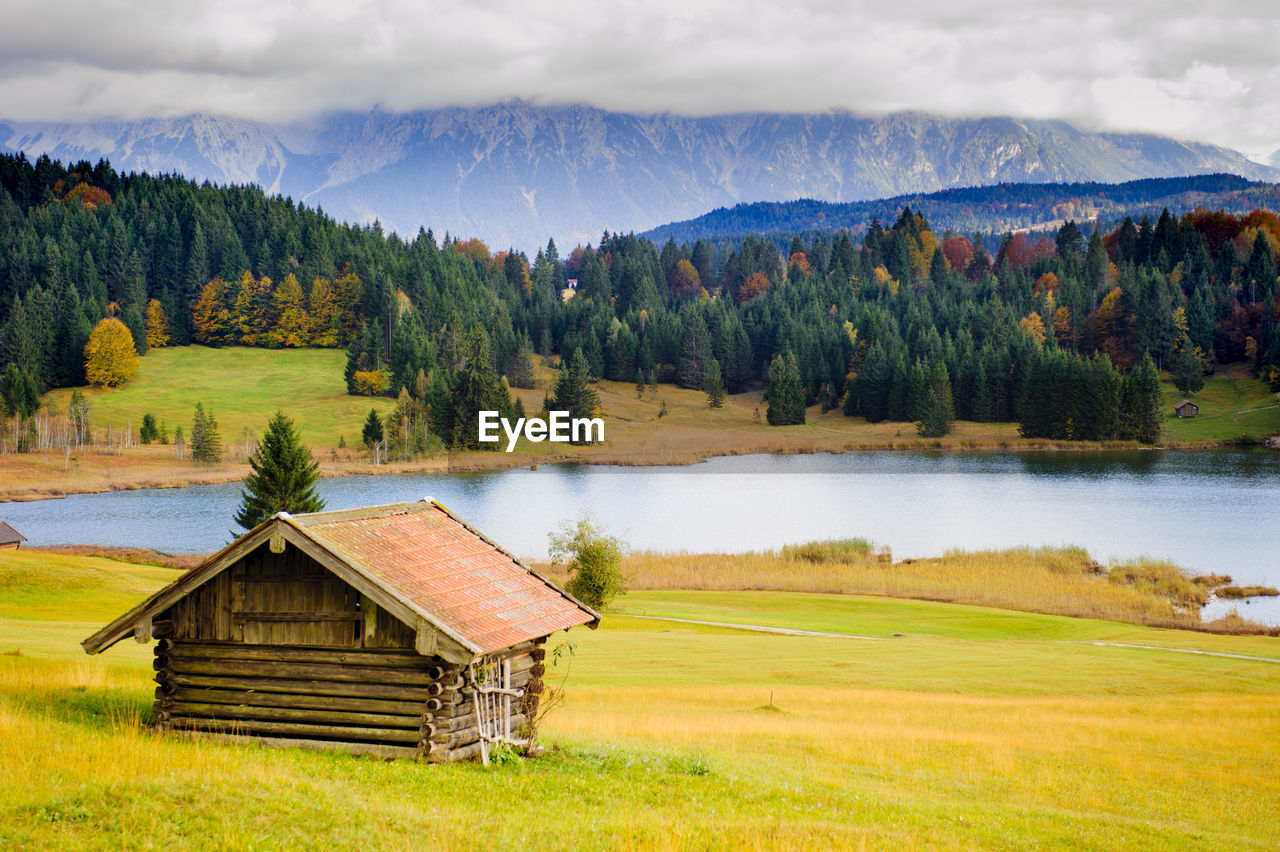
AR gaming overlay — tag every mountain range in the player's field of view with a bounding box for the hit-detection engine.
[3,102,1277,250]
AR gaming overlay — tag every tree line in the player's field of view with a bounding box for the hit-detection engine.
[2,151,1278,453]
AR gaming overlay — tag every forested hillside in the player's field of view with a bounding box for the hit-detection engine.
[1,152,1277,455]
[641,174,1280,246]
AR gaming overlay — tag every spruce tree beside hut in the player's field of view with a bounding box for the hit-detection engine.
[235,412,325,529]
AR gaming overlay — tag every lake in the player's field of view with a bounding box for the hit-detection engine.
[4,450,1279,624]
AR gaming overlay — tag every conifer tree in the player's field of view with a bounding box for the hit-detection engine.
[704,358,726,408]
[916,360,955,437]
[765,352,806,425]
[190,402,222,463]
[1119,353,1162,444]
[552,348,601,442]
[234,412,325,529]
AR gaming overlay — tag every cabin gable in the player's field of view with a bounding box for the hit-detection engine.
[164,541,415,650]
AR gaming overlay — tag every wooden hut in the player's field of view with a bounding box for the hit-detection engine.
[83,499,598,762]
[1174,399,1200,418]
[0,521,26,550]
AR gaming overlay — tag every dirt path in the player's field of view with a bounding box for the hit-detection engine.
[621,614,1280,664]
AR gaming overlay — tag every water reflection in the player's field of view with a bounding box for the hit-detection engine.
[3,449,1277,623]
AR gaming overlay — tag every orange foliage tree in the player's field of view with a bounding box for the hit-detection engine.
[738,271,772,303]
[941,236,974,273]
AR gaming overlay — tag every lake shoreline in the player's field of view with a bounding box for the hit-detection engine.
[0,432,1252,503]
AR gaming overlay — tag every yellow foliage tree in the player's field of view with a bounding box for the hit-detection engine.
[1019,312,1047,345]
[308,277,340,347]
[267,273,310,348]
[353,370,388,396]
[84,317,139,388]
[1052,305,1075,347]
[145,299,169,348]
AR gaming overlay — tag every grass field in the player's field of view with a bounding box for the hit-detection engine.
[47,346,395,450]
[1160,366,1280,443]
[3,346,1275,502]
[1,549,1278,849]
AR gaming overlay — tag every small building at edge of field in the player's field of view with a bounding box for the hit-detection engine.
[1174,399,1200,418]
[83,499,598,762]
[0,521,27,550]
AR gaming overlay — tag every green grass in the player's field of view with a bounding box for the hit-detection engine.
[1160,369,1280,443]
[48,346,395,449]
[2,552,1279,849]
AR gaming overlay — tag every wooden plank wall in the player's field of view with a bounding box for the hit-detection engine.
[165,543,414,650]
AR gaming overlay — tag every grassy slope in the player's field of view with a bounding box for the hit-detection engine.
[49,346,1280,461]
[47,346,395,450]
[1,551,1278,849]
[1160,367,1280,443]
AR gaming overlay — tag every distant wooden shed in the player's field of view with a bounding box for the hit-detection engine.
[0,521,26,550]
[1174,399,1199,418]
[83,500,598,762]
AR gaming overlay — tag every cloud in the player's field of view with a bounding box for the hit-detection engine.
[0,0,1277,160]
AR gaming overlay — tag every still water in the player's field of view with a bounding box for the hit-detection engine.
[5,450,1278,622]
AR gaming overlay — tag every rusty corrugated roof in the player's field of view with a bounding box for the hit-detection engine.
[82,499,597,658]
[291,501,597,655]
[0,521,26,545]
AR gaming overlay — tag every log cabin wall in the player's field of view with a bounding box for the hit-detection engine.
[151,542,548,761]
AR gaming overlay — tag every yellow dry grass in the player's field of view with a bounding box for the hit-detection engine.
[589,545,1272,635]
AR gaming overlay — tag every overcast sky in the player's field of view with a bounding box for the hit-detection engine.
[1,1,1277,161]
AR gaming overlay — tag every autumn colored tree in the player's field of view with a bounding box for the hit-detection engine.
[942,236,974,274]
[308,277,340,346]
[453,238,491,263]
[1019,312,1047,345]
[233,271,273,346]
[192,278,234,345]
[268,273,310,347]
[738,271,771,303]
[1034,272,1060,297]
[787,251,810,281]
[83,317,139,388]
[669,259,701,299]
[1052,306,1076,348]
[144,299,169,349]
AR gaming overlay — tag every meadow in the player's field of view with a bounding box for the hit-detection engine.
[1,345,1275,502]
[1,547,1278,849]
